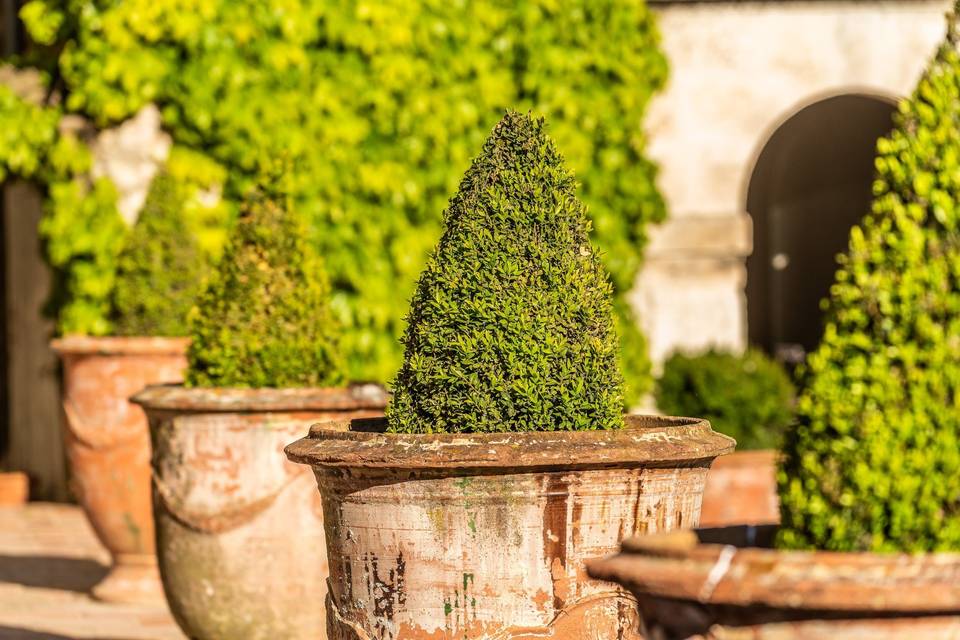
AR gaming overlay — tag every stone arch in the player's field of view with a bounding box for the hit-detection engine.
[744,90,898,363]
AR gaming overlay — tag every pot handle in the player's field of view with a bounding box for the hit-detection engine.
[152,471,297,535]
[62,398,143,450]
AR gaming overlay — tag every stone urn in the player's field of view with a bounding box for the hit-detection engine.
[284,414,734,639]
[51,335,188,604]
[133,384,387,640]
[699,450,779,528]
[587,525,960,639]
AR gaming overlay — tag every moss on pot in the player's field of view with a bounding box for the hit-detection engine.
[386,111,624,434]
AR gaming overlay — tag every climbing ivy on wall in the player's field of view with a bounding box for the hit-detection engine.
[0,82,125,335]
[7,0,669,400]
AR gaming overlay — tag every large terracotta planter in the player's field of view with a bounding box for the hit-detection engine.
[587,525,960,639]
[51,335,188,604]
[133,384,387,640]
[284,414,734,639]
[699,450,779,528]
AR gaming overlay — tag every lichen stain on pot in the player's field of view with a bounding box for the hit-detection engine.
[322,466,703,639]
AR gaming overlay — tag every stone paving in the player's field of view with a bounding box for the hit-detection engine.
[0,504,183,640]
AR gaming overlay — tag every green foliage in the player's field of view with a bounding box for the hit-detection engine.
[110,170,206,336]
[386,112,624,434]
[656,348,795,450]
[186,178,344,389]
[0,82,127,335]
[14,0,668,398]
[777,12,960,552]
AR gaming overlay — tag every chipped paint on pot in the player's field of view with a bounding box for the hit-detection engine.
[586,525,960,639]
[285,414,734,639]
[700,450,779,528]
[51,335,188,604]
[134,384,387,640]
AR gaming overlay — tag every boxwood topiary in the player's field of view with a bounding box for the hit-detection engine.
[13,0,667,402]
[186,176,344,389]
[386,111,624,434]
[110,170,206,337]
[777,7,960,552]
[656,348,795,451]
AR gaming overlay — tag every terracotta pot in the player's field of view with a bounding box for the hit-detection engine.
[0,471,29,505]
[51,335,188,604]
[284,414,734,639]
[586,525,960,639]
[699,450,779,528]
[133,384,388,640]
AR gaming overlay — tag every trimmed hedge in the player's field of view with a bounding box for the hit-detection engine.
[386,112,624,434]
[777,9,960,552]
[656,348,795,451]
[186,176,344,389]
[110,170,206,336]
[13,0,668,400]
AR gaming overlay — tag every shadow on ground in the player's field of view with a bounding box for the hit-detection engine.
[0,555,107,593]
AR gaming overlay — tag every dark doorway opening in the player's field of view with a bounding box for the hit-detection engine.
[746,93,896,365]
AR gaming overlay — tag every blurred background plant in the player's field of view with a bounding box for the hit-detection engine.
[656,348,796,450]
[0,0,669,402]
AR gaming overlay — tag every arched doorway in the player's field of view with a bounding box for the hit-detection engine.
[746,93,896,365]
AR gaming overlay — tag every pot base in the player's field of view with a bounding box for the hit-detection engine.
[91,553,164,604]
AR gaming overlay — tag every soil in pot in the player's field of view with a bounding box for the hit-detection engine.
[285,414,734,639]
[135,384,387,640]
[587,525,960,639]
[51,335,189,604]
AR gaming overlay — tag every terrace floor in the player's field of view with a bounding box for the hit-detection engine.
[0,504,183,640]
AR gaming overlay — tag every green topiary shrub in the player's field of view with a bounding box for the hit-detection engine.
[776,7,960,552]
[12,0,668,401]
[386,111,624,435]
[186,176,344,389]
[656,348,795,451]
[109,170,206,337]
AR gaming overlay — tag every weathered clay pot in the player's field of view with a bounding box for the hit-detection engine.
[133,384,388,640]
[699,450,779,528]
[51,335,188,604]
[284,414,734,639]
[587,525,960,639]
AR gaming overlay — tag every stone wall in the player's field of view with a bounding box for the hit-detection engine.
[637,0,950,369]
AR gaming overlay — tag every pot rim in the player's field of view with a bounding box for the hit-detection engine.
[586,525,960,613]
[51,335,190,356]
[132,383,389,413]
[284,414,735,471]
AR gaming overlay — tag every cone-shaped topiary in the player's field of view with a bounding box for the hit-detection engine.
[386,111,624,434]
[110,170,206,337]
[777,7,960,552]
[186,175,344,388]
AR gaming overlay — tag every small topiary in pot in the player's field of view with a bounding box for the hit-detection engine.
[285,111,732,638]
[656,348,795,451]
[133,174,386,640]
[588,8,960,637]
[110,170,207,338]
[50,168,205,605]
